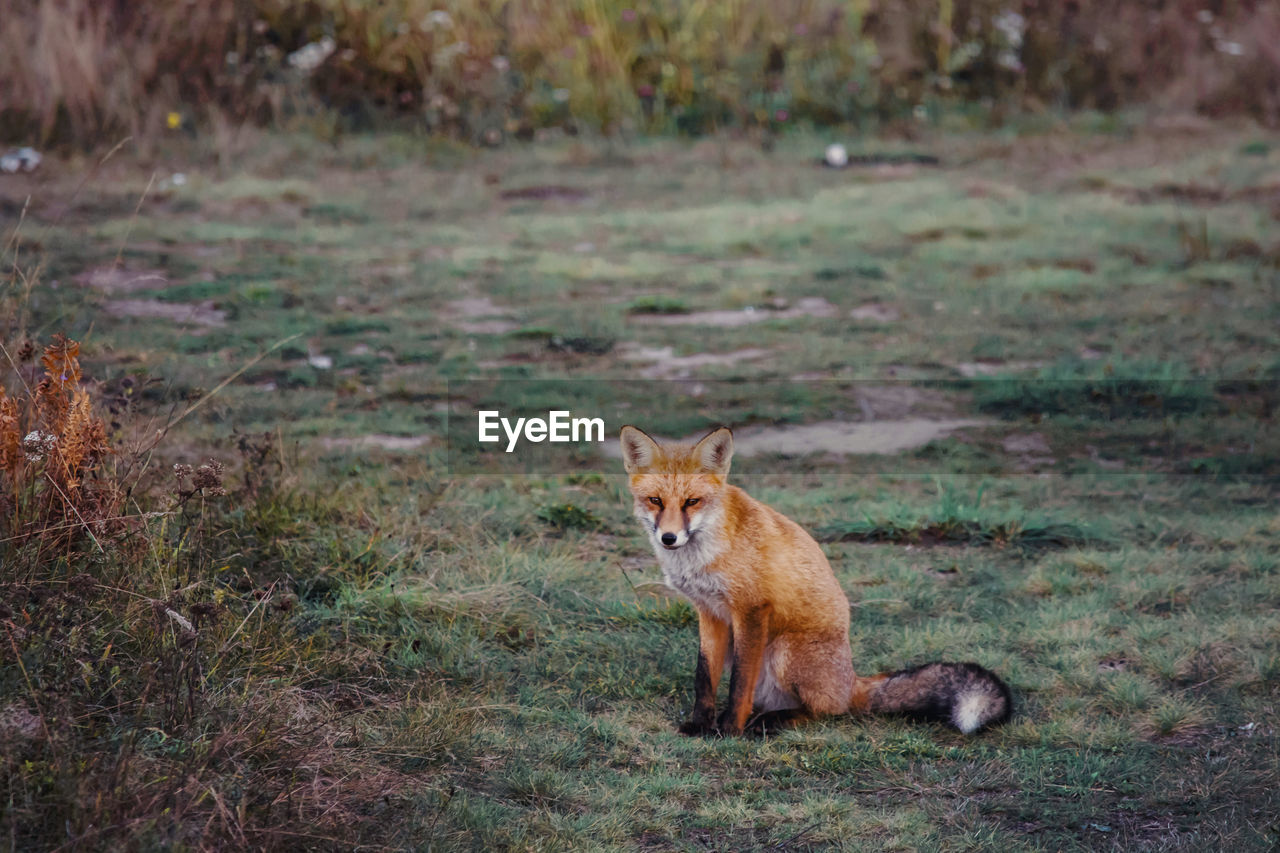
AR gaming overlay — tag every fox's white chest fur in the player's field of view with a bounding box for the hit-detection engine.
[638,503,731,622]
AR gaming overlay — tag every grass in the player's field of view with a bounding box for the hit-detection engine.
[816,480,1103,552]
[2,118,1278,850]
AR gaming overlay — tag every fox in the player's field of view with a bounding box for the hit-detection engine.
[619,424,1012,737]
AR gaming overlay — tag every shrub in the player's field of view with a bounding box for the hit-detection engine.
[3,0,1277,148]
[0,330,430,848]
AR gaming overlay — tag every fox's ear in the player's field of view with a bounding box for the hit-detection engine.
[619,425,660,474]
[693,427,733,479]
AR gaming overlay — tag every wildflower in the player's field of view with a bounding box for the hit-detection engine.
[193,460,227,496]
[998,50,1024,72]
[23,431,56,463]
[774,109,789,122]
[435,41,468,66]
[15,148,41,171]
[993,10,1025,49]
[425,10,453,29]
[167,112,182,130]
[621,9,636,22]
[287,37,335,73]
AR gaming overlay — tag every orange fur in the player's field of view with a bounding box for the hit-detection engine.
[620,425,1011,736]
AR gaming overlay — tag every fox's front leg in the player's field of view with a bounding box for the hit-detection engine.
[717,604,771,736]
[679,609,730,736]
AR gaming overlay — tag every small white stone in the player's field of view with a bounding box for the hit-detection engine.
[16,148,41,171]
[823,143,848,168]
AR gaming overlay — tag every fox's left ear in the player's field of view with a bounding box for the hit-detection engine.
[693,427,733,479]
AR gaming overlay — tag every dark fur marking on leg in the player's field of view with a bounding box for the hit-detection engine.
[680,649,718,736]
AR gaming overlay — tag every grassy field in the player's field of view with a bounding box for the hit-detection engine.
[2,116,1278,850]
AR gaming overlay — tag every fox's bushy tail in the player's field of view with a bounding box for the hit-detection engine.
[851,662,1012,734]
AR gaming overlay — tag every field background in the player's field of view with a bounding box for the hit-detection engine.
[2,2,1279,851]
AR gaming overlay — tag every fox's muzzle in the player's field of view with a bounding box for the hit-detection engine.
[656,527,690,549]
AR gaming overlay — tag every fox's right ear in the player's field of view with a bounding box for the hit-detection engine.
[619,425,660,474]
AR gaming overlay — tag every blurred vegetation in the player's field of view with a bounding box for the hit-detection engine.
[3,0,1279,148]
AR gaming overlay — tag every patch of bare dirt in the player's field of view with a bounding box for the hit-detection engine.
[1002,431,1056,470]
[318,435,431,451]
[102,299,227,327]
[849,303,899,323]
[732,418,989,456]
[499,185,589,201]
[603,417,989,459]
[444,296,519,334]
[955,360,1045,377]
[631,297,836,328]
[76,265,168,294]
[853,384,960,420]
[1002,432,1052,456]
[616,344,771,379]
[0,703,42,746]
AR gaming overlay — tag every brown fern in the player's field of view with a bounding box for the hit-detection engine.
[1,335,120,560]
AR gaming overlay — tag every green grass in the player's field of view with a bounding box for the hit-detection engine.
[2,120,1279,850]
[816,481,1103,553]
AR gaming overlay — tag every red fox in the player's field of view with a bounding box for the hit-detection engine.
[620,425,1012,736]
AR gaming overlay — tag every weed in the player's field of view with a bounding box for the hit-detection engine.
[975,358,1218,420]
[627,294,690,315]
[538,501,603,530]
[818,479,1100,553]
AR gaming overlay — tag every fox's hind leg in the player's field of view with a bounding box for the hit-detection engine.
[765,632,856,722]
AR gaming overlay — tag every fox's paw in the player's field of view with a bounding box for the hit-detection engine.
[744,709,812,738]
[714,711,744,738]
[677,717,717,737]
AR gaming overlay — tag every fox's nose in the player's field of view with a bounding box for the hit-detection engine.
[661,532,677,546]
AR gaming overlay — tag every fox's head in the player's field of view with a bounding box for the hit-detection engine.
[619,425,733,552]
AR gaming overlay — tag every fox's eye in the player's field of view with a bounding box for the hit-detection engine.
[684,498,700,508]
[648,497,663,508]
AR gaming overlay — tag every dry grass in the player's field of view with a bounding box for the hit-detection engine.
[0,333,435,849]
[2,0,1278,148]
